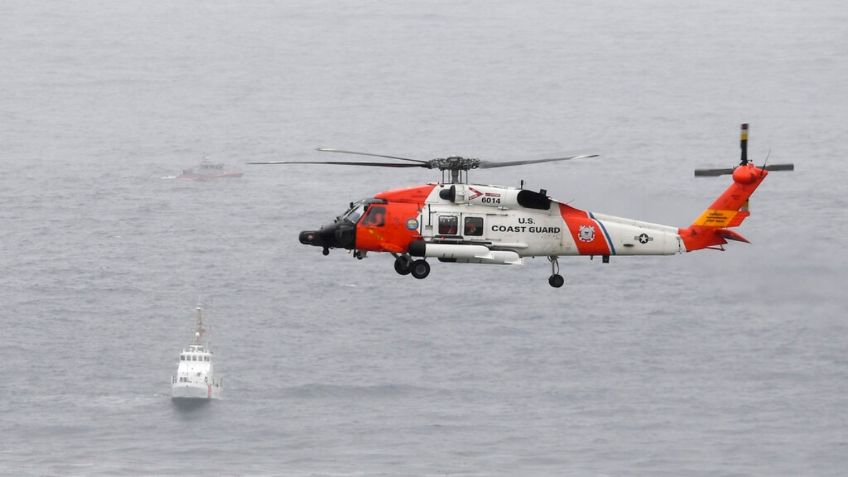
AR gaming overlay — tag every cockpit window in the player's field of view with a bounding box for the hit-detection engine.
[361,206,386,227]
[342,202,366,223]
[341,199,387,224]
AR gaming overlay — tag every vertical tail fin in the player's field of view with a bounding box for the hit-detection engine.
[691,164,766,228]
[679,164,768,251]
[683,124,793,252]
[682,123,767,251]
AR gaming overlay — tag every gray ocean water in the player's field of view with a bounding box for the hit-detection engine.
[2,0,847,475]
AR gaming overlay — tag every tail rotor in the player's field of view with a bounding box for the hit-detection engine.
[694,123,795,177]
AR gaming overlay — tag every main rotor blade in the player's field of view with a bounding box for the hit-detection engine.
[248,160,425,168]
[316,148,429,164]
[477,154,599,169]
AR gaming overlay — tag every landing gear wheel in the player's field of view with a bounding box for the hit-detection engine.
[547,256,563,288]
[548,274,565,288]
[394,255,412,275]
[410,259,430,279]
[322,248,330,256]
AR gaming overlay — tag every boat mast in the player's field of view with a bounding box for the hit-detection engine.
[194,306,205,345]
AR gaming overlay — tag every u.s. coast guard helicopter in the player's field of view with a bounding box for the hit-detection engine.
[252,124,792,288]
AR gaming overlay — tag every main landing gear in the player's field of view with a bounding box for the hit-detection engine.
[548,256,565,288]
[393,254,429,279]
[393,254,411,275]
[393,253,562,286]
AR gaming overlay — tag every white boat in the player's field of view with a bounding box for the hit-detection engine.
[171,306,222,401]
[177,161,243,181]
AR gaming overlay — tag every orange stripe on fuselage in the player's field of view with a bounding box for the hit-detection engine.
[559,203,611,255]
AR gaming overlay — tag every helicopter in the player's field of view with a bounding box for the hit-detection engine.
[251,124,793,288]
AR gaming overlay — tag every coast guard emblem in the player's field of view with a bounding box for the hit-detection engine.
[406,218,419,230]
[578,225,596,242]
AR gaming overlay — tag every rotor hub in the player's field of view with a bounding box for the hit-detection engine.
[428,156,480,171]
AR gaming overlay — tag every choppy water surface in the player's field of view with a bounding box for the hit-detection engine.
[2,1,847,475]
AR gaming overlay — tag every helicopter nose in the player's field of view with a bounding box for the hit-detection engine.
[299,230,321,245]
[298,226,336,247]
[298,222,356,251]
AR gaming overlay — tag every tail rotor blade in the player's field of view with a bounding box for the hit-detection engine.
[694,163,795,177]
[739,123,749,165]
[694,167,735,177]
[763,163,794,172]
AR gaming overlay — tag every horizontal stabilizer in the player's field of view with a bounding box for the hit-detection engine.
[716,228,750,243]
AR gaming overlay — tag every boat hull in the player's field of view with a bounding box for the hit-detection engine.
[171,382,221,400]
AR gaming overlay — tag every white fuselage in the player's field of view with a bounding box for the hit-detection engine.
[418,183,683,261]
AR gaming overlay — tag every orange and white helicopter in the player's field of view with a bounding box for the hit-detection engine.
[252,124,792,287]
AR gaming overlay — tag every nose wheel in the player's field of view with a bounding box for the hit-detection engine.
[548,256,564,288]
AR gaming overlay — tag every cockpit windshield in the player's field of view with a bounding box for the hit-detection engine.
[339,198,388,224]
[341,200,367,224]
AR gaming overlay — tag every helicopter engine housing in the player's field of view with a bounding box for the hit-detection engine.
[437,184,551,211]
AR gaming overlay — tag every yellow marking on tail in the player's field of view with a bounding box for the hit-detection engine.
[693,209,738,227]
